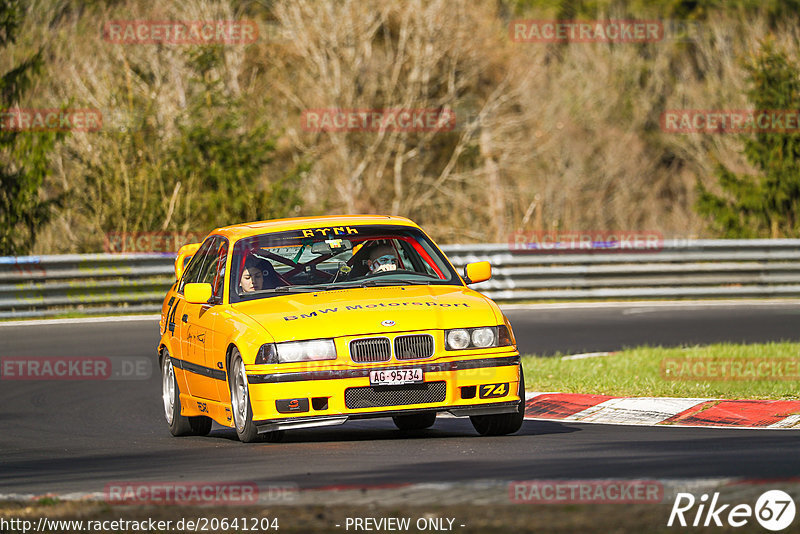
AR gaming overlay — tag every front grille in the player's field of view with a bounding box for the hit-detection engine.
[394,334,435,360]
[344,381,446,409]
[350,337,391,363]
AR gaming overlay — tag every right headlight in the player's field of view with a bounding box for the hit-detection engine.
[446,329,471,350]
[255,338,337,364]
[445,326,513,350]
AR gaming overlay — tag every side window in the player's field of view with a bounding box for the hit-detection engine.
[178,238,215,293]
[201,239,228,302]
[391,239,412,270]
[397,239,436,276]
[195,238,224,282]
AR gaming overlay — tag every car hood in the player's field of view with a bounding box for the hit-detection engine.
[232,284,502,341]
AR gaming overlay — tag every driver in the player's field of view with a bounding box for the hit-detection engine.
[367,244,399,274]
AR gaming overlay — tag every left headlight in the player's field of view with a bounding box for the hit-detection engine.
[445,326,513,350]
[255,339,337,364]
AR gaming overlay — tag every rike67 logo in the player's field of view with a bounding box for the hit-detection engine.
[668,490,796,531]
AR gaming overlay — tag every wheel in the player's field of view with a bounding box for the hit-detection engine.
[470,364,525,436]
[392,412,436,431]
[230,348,283,443]
[161,351,212,436]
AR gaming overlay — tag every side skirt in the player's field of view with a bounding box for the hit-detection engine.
[178,392,234,428]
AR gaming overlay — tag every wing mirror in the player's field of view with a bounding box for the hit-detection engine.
[184,283,213,304]
[463,261,491,284]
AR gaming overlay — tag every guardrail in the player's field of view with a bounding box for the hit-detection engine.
[2,240,799,319]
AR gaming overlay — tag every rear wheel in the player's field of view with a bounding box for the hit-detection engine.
[230,348,283,443]
[393,412,436,431]
[161,351,212,436]
[470,365,525,436]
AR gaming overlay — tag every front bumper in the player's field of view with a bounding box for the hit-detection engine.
[247,354,521,431]
[252,402,520,432]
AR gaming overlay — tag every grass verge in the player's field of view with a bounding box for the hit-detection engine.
[521,342,800,400]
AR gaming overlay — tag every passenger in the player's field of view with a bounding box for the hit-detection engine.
[240,256,264,292]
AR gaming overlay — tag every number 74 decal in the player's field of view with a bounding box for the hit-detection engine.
[479,383,509,399]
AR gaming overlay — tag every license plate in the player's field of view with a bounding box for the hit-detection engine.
[369,368,423,386]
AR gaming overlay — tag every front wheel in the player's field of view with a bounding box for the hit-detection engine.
[470,365,525,436]
[230,348,283,443]
[161,351,211,437]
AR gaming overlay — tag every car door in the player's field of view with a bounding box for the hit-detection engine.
[195,237,229,402]
[178,236,227,401]
[170,237,215,397]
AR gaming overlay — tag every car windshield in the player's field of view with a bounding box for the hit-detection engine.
[229,224,460,302]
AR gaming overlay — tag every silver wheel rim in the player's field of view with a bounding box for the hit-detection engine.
[232,357,249,432]
[162,357,175,425]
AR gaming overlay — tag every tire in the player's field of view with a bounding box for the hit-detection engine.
[229,348,283,443]
[393,412,436,431]
[161,351,212,437]
[470,364,525,436]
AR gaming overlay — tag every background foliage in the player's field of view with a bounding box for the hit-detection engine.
[697,42,800,238]
[0,0,64,255]
[1,0,799,252]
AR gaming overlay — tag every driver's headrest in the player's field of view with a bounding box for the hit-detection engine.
[245,254,275,275]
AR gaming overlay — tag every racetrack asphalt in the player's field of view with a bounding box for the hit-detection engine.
[504,300,800,355]
[1,301,799,497]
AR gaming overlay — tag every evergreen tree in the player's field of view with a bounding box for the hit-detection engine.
[75,45,305,245]
[0,0,64,255]
[696,41,800,237]
[167,47,305,230]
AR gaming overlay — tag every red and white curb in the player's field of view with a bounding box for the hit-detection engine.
[524,392,800,429]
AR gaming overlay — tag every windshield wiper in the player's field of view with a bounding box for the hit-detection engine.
[252,279,434,295]
[356,278,432,287]
[267,285,324,293]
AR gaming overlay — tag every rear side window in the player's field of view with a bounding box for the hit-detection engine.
[178,238,215,293]
[179,236,228,299]
[201,239,228,302]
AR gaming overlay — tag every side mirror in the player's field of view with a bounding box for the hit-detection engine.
[175,243,201,280]
[464,261,491,284]
[184,283,213,305]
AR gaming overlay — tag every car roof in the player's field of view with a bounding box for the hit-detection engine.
[208,214,421,241]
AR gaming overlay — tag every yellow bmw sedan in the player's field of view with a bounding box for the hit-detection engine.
[158,215,524,442]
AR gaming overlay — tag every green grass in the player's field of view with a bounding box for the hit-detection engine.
[521,342,800,400]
